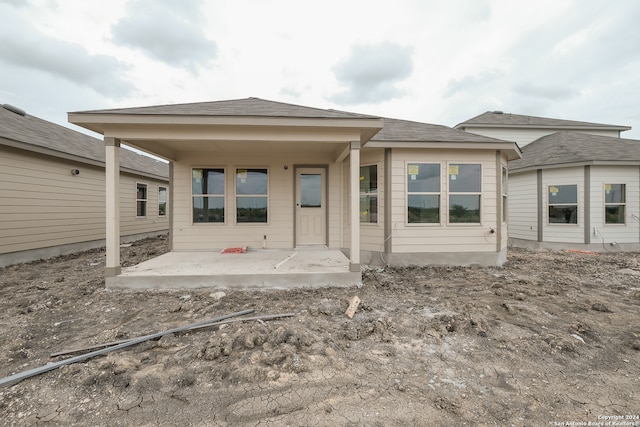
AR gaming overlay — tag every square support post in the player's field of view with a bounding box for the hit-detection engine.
[349,141,360,272]
[105,137,121,277]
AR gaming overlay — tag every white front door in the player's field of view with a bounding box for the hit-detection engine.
[295,168,326,246]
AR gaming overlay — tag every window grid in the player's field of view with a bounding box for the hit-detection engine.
[236,168,268,223]
[192,168,225,224]
[360,164,378,224]
[158,186,167,217]
[448,163,481,224]
[548,184,578,224]
[604,183,625,225]
[136,183,147,218]
[502,166,508,223]
[407,163,441,224]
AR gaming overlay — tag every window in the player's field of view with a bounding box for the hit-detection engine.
[548,185,577,224]
[236,168,268,223]
[192,168,224,223]
[136,183,147,217]
[448,164,481,223]
[605,184,625,224]
[407,163,440,223]
[502,166,508,222]
[360,165,378,223]
[158,186,167,217]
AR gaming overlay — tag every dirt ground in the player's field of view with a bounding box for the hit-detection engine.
[0,236,639,426]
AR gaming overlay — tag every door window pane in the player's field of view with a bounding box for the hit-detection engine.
[300,174,322,208]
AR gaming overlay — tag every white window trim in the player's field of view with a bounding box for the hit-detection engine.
[405,161,442,227]
[501,165,508,224]
[235,166,269,225]
[136,182,147,218]
[446,162,483,226]
[191,167,226,225]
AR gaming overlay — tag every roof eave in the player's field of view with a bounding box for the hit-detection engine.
[510,159,640,174]
[365,140,522,160]
[457,123,631,132]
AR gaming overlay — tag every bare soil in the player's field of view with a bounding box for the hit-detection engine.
[1,236,639,426]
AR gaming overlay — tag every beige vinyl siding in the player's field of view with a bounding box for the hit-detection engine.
[172,151,340,250]
[590,166,640,243]
[360,148,384,252]
[119,174,170,236]
[463,126,622,147]
[0,146,168,256]
[508,171,538,240]
[542,167,584,243]
[389,149,499,253]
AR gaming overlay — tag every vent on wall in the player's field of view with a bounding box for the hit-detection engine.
[2,104,27,116]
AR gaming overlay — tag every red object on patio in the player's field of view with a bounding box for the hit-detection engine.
[221,246,247,254]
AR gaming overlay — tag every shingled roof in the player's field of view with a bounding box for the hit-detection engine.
[71,97,378,119]
[1,104,168,179]
[372,117,514,143]
[509,131,640,171]
[456,111,631,132]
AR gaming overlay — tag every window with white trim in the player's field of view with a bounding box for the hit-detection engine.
[236,168,268,223]
[158,186,167,217]
[360,165,378,223]
[192,168,224,223]
[605,183,625,224]
[448,164,481,223]
[407,163,440,223]
[502,166,508,223]
[548,184,577,224]
[136,183,147,217]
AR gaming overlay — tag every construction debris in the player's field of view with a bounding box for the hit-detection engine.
[0,309,255,389]
[345,296,361,319]
[50,312,296,358]
[221,246,247,254]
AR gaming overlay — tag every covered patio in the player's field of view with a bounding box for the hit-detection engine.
[68,98,384,289]
[108,248,360,289]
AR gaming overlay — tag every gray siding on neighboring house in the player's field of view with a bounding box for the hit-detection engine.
[508,171,538,241]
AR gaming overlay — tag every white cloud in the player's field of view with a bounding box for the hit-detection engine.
[330,42,414,105]
[111,0,217,74]
[0,0,638,141]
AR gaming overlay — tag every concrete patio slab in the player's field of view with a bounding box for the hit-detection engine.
[106,248,362,289]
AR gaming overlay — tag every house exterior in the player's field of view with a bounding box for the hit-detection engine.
[0,103,169,267]
[456,111,639,250]
[67,98,520,287]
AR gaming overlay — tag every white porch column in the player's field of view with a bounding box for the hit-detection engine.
[105,137,121,277]
[349,141,360,272]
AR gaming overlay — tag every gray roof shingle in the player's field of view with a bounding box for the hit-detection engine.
[510,131,640,170]
[373,117,513,143]
[1,104,169,179]
[71,97,378,119]
[457,111,631,130]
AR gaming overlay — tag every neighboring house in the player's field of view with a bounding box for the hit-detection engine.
[456,111,640,250]
[456,111,630,147]
[68,98,521,286]
[0,103,170,267]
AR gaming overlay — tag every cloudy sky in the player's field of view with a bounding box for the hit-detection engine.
[1,0,639,141]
